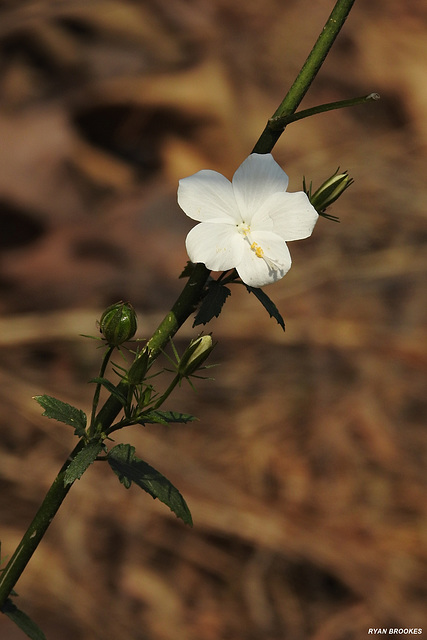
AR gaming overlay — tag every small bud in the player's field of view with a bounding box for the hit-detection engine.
[306,170,353,219]
[99,302,137,346]
[178,335,214,377]
[126,348,150,385]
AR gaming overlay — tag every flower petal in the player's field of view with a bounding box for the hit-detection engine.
[236,231,291,287]
[178,170,239,223]
[232,153,289,222]
[185,222,243,271]
[260,191,319,241]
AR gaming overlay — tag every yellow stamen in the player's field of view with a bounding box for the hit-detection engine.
[251,241,264,258]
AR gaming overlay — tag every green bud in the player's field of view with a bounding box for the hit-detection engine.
[99,302,137,346]
[305,170,353,219]
[178,335,214,377]
[126,348,150,385]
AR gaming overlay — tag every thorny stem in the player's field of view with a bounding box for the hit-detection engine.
[0,0,358,612]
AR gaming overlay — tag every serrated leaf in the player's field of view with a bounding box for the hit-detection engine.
[245,286,285,331]
[89,377,128,407]
[2,598,47,640]
[136,410,197,425]
[179,261,196,279]
[33,395,87,436]
[193,281,230,326]
[63,442,104,486]
[107,444,192,525]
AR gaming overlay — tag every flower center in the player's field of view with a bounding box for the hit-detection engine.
[237,222,251,236]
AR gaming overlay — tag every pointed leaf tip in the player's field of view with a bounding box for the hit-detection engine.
[2,598,47,640]
[63,442,104,486]
[34,395,87,436]
[107,444,193,525]
[194,281,230,326]
[245,286,285,330]
[136,410,197,426]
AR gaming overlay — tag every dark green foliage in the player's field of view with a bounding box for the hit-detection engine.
[179,261,196,278]
[33,395,87,437]
[107,444,193,525]
[194,281,231,326]
[135,410,197,426]
[2,598,46,640]
[245,286,285,330]
[63,442,105,486]
[89,377,128,407]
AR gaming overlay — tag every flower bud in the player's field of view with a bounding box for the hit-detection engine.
[307,170,353,215]
[99,302,137,346]
[178,335,214,377]
[126,348,150,385]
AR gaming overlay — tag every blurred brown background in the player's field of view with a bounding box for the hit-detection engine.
[0,1,426,639]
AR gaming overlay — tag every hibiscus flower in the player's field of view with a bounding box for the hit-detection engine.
[178,153,318,288]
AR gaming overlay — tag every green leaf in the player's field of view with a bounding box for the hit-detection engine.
[194,281,231,326]
[89,377,128,407]
[107,444,193,526]
[245,286,285,331]
[179,261,196,279]
[2,598,47,640]
[136,410,197,426]
[34,395,87,437]
[63,442,104,486]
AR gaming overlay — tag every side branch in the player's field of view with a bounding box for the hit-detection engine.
[269,93,380,130]
[253,0,357,154]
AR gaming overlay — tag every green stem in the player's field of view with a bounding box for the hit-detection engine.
[253,0,357,154]
[107,374,182,436]
[94,262,210,433]
[152,375,181,410]
[0,265,210,608]
[89,345,114,436]
[269,92,380,130]
[0,440,85,609]
[0,0,358,612]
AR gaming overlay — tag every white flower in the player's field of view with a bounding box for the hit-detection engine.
[177,153,319,288]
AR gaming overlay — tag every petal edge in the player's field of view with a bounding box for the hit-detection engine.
[178,170,239,223]
[232,154,289,222]
[185,222,243,272]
